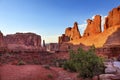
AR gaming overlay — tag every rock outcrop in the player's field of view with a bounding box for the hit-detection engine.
[65,22,81,40]
[58,34,70,44]
[0,31,4,47]
[104,6,120,30]
[83,15,101,37]
[4,33,41,49]
[58,22,81,44]
[65,27,72,37]
[103,28,120,46]
[59,6,120,48]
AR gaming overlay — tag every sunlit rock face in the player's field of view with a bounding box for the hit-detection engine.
[65,22,81,40]
[59,6,120,48]
[104,6,120,30]
[58,22,81,44]
[4,33,41,50]
[83,15,101,37]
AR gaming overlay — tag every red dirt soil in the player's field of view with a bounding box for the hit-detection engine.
[0,65,80,80]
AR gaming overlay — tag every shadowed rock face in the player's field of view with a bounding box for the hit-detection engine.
[104,28,120,46]
[3,33,41,49]
[83,15,101,37]
[104,6,120,30]
[65,22,81,40]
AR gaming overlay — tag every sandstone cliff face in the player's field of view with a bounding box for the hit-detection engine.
[104,28,120,47]
[104,6,120,30]
[4,33,41,49]
[83,15,101,37]
[65,22,81,40]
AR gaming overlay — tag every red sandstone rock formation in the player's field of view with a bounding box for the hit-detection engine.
[58,22,81,43]
[83,15,101,37]
[4,33,41,49]
[65,27,72,37]
[58,34,70,44]
[65,22,81,40]
[104,6,120,30]
[0,31,4,46]
[104,28,120,47]
[70,22,81,40]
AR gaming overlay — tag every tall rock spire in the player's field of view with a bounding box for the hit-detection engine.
[65,22,81,40]
[83,15,101,37]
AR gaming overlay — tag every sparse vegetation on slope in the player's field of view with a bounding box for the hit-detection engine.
[63,46,105,79]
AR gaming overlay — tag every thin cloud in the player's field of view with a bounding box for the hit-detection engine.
[42,35,60,44]
[101,15,107,31]
[78,23,87,35]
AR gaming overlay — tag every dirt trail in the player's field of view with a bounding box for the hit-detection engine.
[0,65,80,80]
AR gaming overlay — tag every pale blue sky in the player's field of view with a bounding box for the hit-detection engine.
[0,0,120,43]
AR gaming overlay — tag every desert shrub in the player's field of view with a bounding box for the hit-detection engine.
[63,46,105,79]
[47,74,53,79]
[43,65,50,69]
[17,60,26,65]
[53,59,67,67]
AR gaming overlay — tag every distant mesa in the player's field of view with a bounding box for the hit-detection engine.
[0,32,42,50]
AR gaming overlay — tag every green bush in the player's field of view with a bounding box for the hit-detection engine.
[47,74,53,79]
[63,46,105,79]
[17,60,26,65]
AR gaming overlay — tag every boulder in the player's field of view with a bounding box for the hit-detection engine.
[83,15,101,37]
[99,74,116,80]
[104,6,120,30]
[105,67,117,74]
[113,61,120,69]
[110,75,120,80]
[104,62,114,68]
